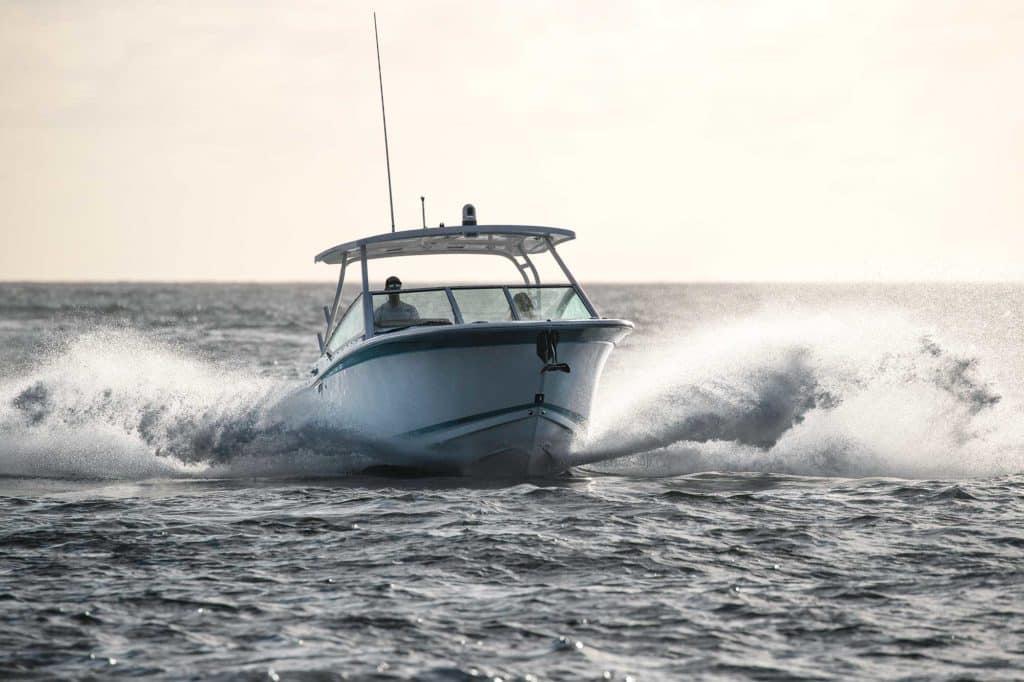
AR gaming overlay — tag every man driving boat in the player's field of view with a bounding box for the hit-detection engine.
[374,275,420,327]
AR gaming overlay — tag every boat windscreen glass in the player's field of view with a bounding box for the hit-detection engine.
[451,288,516,323]
[371,290,455,332]
[327,294,365,353]
[509,287,593,321]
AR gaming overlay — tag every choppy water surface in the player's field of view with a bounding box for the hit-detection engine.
[2,283,1023,679]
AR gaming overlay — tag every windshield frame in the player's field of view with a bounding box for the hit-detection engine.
[367,284,596,328]
[317,235,598,350]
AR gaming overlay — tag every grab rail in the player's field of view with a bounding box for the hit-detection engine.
[365,283,575,295]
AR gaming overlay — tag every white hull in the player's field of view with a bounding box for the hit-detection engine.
[310,320,631,475]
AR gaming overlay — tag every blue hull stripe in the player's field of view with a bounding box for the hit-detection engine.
[400,402,586,438]
[320,322,630,382]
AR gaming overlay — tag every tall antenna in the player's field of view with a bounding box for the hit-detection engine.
[373,12,396,232]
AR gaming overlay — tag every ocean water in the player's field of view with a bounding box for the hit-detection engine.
[1,282,1023,679]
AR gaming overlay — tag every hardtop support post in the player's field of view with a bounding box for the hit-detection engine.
[359,246,375,339]
[502,255,531,285]
[546,237,598,318]
[515,261,531,285]
[518,247,541,286]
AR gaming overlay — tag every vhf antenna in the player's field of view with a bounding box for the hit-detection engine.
[373,12,396,232]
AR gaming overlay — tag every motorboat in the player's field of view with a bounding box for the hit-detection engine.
[308,205,633,476]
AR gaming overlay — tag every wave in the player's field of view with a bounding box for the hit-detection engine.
[579,310,1023,478]
[2,311,1021,481]
[0,329,377,480]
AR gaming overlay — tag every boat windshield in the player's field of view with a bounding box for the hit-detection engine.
[326,294,365,353]
[371,290,456,331]
[366,285,594,332]
[508,286,591,321]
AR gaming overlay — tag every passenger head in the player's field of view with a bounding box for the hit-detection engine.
[512,292,534,319]
[385,275,402,304]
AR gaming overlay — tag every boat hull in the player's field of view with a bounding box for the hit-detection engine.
[310,320,632,475]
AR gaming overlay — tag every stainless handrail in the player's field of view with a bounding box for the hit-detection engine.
[366,283,577,295]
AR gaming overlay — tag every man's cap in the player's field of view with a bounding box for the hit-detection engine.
[385,275,402,290]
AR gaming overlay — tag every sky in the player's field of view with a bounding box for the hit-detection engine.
[1,0,1022,283]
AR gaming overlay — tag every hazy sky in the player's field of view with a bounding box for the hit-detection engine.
[1,1,1022,282]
